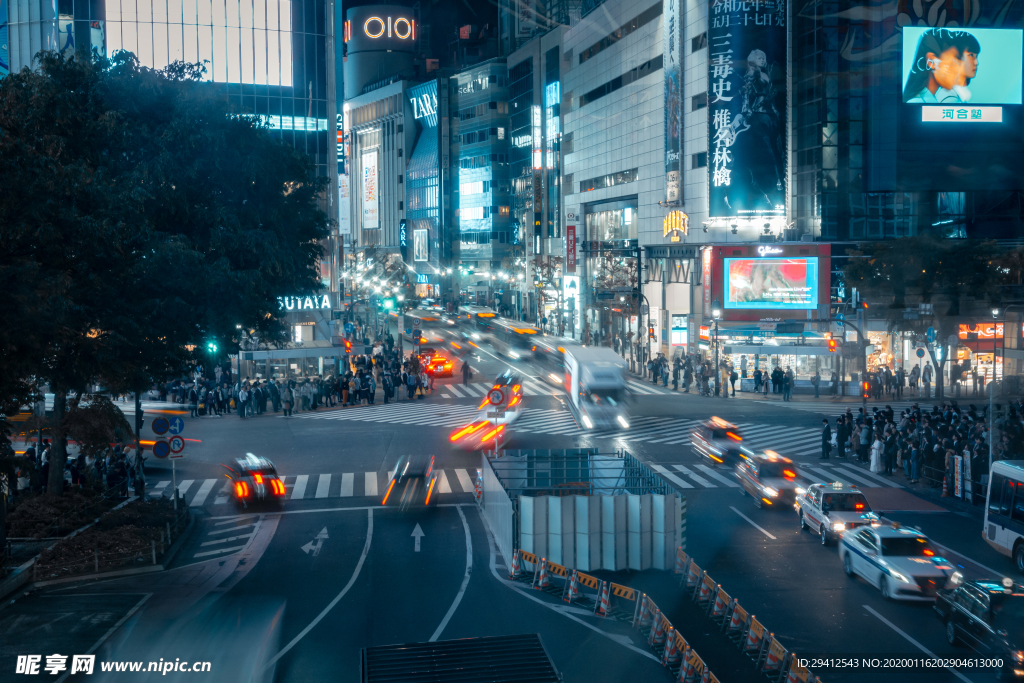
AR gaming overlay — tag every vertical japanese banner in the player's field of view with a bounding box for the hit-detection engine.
[566,225,577,273]
[361,150,378,230]
[338,174,351,235]
[707,0,787,218]
[702,247,712,313]
[664,0,682,203]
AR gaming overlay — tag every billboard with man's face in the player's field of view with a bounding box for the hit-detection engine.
[724,258,818,310]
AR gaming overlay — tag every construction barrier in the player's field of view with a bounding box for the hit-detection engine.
[576,571,601,591]
[744,617,768,656]
[647,608,665,646]
[785,655,812,683]
[697,573,716,606]
[594,581,611,617]
[533,557,550,589]
[762,637,787,674]
[546,560,569,580]
[710,586,730,622]
[674,546,689,575]
[662,627,681,666]
[686,561,702,593]
[679,646,705,683]
[519,549,539,569]
[508,549,522,579]
[563,570,580,603]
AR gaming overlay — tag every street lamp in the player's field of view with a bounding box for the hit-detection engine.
[712,299,722,397]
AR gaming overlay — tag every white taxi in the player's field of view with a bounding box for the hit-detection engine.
[839,523,956,601]
[795,482,880,546]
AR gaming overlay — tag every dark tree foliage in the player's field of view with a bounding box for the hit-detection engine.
[0,52,330,494]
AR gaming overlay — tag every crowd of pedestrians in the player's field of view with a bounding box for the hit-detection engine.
[11,440,144,503]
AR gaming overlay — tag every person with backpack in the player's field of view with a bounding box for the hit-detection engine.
[730,366,739,396]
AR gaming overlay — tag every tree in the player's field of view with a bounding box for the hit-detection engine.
[0,52,330,494]
[842,236,1001,399]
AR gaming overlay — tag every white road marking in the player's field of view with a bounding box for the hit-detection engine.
[207,522,258,536]
[803,466,851,486]
[152,481,170,493]
[729,505,777,540]
[189,479,217,506]
[176,479,194,498]
[455,468,474,492]
[315,474,331,498]
[430,505,472,641]
[650,464,694,489]
[447,384,467,398]
[291,474,309,499]
[200,533,254,546]
[863,605,974,683]
[263,510,373,670]
[340,473,354,497]
[694,465,741,488]
[836,465,902,488]
[671,464,715,488]
[364,472,378,497]
[194,545,249,558]
[821,465,877,488]
[437,470,453,494]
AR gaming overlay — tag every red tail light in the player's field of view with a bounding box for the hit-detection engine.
[783,469,796,479]
[923,548,934,556]
[271,479,285,496]
[855,503,864,510]
[254,473,264,484]
[481,425,505,443]
[450,422,487,442]
[425,477,436,505]
[235,481,250,498]
[509,396,520,407]
[726,432,743,442]
[382,478,396,505]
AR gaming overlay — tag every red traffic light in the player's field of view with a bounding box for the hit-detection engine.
[862,381,870,399]
[859,301,869,309]
[828,339,837,353]
[344,339,352,352]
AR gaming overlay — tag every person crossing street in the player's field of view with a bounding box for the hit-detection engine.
[820,418,832,459]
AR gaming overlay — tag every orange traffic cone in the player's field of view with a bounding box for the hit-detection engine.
[474,477,482,500]
[534,558,550,589]
[594,581,611,617]
[563,570,580,603]
[509,549,521,579]
[662,627,680,666]
[942,475,950,497]
[674,547,687,574]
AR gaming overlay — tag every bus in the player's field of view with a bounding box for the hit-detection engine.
[984,460,1024,572]
[400,308,451,345]
[489,319,541,359]
[457,306,499,340]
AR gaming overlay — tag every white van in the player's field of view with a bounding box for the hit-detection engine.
[983,460,1024,572]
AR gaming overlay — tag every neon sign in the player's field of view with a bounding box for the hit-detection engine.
[363,16,415,40]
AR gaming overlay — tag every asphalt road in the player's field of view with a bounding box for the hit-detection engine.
[8,340,1021,683]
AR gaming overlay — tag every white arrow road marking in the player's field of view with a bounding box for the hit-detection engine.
[412,523,425,552]
[301,527,330,557]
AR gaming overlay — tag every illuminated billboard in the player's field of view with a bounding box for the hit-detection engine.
[903,28,1022,106]
[724,258,818,310]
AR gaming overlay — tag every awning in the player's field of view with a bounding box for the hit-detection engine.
[724,344,835,356]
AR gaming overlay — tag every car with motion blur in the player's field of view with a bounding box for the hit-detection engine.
[934,575,1024,678]
[423,352,454,377]
[796,481,880,545]
[381,455,440,509]
[222,453,286,509]
[839,523,956,601]
[735,451,808,509]
[449,371,523,450]
[691,417,753,467]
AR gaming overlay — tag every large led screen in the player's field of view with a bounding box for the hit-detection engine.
[902,27,1022,105]
[724,258,818,310]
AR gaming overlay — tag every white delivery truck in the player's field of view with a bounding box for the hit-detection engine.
[562,346,630,430]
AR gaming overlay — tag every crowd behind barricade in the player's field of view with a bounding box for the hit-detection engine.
[817,399,1024,498]
[11,439,145,504]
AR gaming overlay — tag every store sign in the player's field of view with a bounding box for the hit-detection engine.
[699,325,710,341]
[756,245,783,256]
[363,16,415,40]
[278,295,331,311]
[411,89,438,121]
[566,225,577,272]
[362,151,378,230]
[958,322,1024,339]
[415,273,432,284]
[663,211,688,242]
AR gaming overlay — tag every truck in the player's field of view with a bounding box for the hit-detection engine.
[562,345,630,430]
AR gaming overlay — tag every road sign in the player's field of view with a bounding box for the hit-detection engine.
[411,523,425,552]
[151,417,170,435]
[926,327,936,343]
[917,348,926,358]
[486,411,506,418]
[169,435,185,453]
[167,416,186,435]
[835,313,845,327]
[488,389,505,406]
[152,440,171,459]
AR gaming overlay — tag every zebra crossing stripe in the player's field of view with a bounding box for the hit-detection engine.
[190,479,217,507]
[455,469,474,492]
[340,473,354,497]
[651,464,693,489]
[446,384,467,398]
[802,466,850,486]
[823,466,878,488]
[835,464,902,488]
[176,479,194,498]
[694,465,740,487]
[672,465,715,488]
[365,472,378,497]
[316,474,331,498]
[153,481,170,493]
[291,475,309,499]
[437,470,452,494]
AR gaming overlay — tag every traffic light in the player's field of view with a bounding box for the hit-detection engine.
[344,339,352,353]
[206,341,217,354]
[862,381,870,399]
[859,301,869,310]
[648,325,655,340]
[828,339,836,353]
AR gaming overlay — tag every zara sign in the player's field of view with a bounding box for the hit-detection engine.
[277,295,331,311]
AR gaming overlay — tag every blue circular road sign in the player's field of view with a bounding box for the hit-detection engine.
[153,440,171,459]
[151,417,170,435]
[168,416,186,435]
[917,348,926,358]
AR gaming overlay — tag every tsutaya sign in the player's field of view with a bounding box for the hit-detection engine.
[278,295,331,311]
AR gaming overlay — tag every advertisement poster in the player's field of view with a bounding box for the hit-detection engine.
[708,0,787,217]
[566,225,576,272]
[338,174,350,235]
[361,151,378,230]
[413,228,428,261]
[664,0,682,203]
[902,28,1022,105]
[724,258,818,309]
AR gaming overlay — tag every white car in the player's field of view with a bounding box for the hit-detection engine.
[839,524,956,601]
[796,482,880,546]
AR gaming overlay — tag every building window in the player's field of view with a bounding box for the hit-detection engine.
[399,201,404,210]
[691,152,707,169]
[579,3,662,64]
[579,56,663,108]
[398,175,403,184]
[579,168,638,192]
[691,32,708,52]
[691,92,707,111]
[398,148,403,157]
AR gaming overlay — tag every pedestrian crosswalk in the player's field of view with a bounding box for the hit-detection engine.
[149,467,480,507]
[436,378,675,399]
[646,460,905,493]
[764,398,926,415]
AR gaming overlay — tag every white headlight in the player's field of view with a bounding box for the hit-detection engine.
[582,415,593,429]
[509,351,520,358]
[796,487,806,495]
[617,415,630,429]
[763,487,778,497]
[832,522,846,532]
[889,569,911,583]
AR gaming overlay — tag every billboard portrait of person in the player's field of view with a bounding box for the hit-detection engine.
[903,28,981,103]
[727,260,811,307]
[727,49,785,210]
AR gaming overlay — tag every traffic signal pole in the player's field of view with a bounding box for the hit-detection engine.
[803,316,870,411]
